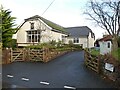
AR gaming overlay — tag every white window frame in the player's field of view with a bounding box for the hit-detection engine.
[73,38,79,43]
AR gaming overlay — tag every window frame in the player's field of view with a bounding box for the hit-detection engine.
[107,42,110,48]
[73,38,79,43]
[30,22,34,29]
[27,30,41,43]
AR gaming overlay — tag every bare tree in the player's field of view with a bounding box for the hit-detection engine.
[85,0,120,51]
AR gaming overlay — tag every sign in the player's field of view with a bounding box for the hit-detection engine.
[105,63,114,72]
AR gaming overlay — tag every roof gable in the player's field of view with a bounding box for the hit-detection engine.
[99,35,113,42]
[16,15,68,34]
[25,15,66,33]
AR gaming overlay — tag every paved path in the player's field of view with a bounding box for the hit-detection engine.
[2,51,115,88]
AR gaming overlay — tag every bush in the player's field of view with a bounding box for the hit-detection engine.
[11,39,17,48]
[26,42,56,49]
[49,40,56,46]
[0,43,2,49]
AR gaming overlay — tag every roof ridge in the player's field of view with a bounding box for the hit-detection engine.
[64,26,88,29]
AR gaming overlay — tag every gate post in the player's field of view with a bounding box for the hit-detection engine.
[42,47,45,62]
[23,48,25,61]
[10,48,12,63]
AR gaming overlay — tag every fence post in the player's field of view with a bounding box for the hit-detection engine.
[42,47,46,62]
[10,48,12,63]
[23,48,25,61]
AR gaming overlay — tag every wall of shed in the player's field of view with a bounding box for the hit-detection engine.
[99,41,112,55]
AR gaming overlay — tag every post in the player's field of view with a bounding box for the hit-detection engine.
[42,47,46,62]
[10,48,12,63]
[23,48,25,61]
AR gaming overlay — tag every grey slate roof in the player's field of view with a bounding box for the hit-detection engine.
[65,26,94,38]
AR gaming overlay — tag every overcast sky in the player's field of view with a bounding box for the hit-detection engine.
[2,0,105,39]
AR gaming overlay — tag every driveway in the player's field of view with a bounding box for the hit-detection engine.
[2,51,115,88]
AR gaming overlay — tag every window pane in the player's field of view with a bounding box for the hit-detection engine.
[73,38,79,43]
[38,35,40,42]
[38,31,41,34]
[27,36,31,42]
[108,42,110,48]
[31,23,34,29]
[35,31,37,34]
[35,35,37,42]
[32,35,34,42]
[77,38,79,43]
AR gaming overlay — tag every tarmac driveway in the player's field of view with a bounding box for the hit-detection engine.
[2,51,115,88]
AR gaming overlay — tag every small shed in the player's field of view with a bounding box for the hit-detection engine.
[99,35,112,55]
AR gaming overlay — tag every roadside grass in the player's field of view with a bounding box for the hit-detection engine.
[90,48,100,56]
[111,48,120,61]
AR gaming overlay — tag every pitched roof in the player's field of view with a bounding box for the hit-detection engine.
[24,15,67,34]
[64,26,94,37]
[99,35,113,41]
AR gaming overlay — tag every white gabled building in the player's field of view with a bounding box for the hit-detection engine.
[15,15,68,46]
[15,15,95,48]
[99,35,113,55]
[64,26,95,48]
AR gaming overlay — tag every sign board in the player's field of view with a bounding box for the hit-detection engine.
[105,63,114,72]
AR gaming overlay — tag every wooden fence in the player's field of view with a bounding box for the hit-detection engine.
[84,50,120,88]
[2,48,68,64]
[84,51,101,73]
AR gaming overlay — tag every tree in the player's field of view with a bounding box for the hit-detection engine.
[85,0,120,51]
[0,6,16,47]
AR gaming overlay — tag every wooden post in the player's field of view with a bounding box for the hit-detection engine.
[23,48,25,61]
[10,48,12,63]
[43,47,46,62]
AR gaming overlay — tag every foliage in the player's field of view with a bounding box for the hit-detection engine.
[0,43,2,49]
[68,40,74,47]
[11,39,17,48]
[90,48,100,56]
[0,6,16,47]
[111,48,120,61]
[26,41,82,51]
[56,40,63,48]
[27,43,56,49]
[49,40,56,46]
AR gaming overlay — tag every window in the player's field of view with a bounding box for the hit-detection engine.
[108,42,110,48]
[30,23,34,29]
[27,30,41,43]
[73,38,79,43]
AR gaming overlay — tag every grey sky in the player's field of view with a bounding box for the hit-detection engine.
[2,0,105,39]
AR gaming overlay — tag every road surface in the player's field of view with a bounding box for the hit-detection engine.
[2,51,115,89]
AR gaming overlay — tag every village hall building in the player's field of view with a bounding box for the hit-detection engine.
[15,15,95,48]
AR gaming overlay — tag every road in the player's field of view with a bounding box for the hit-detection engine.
[2,51,115,89]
